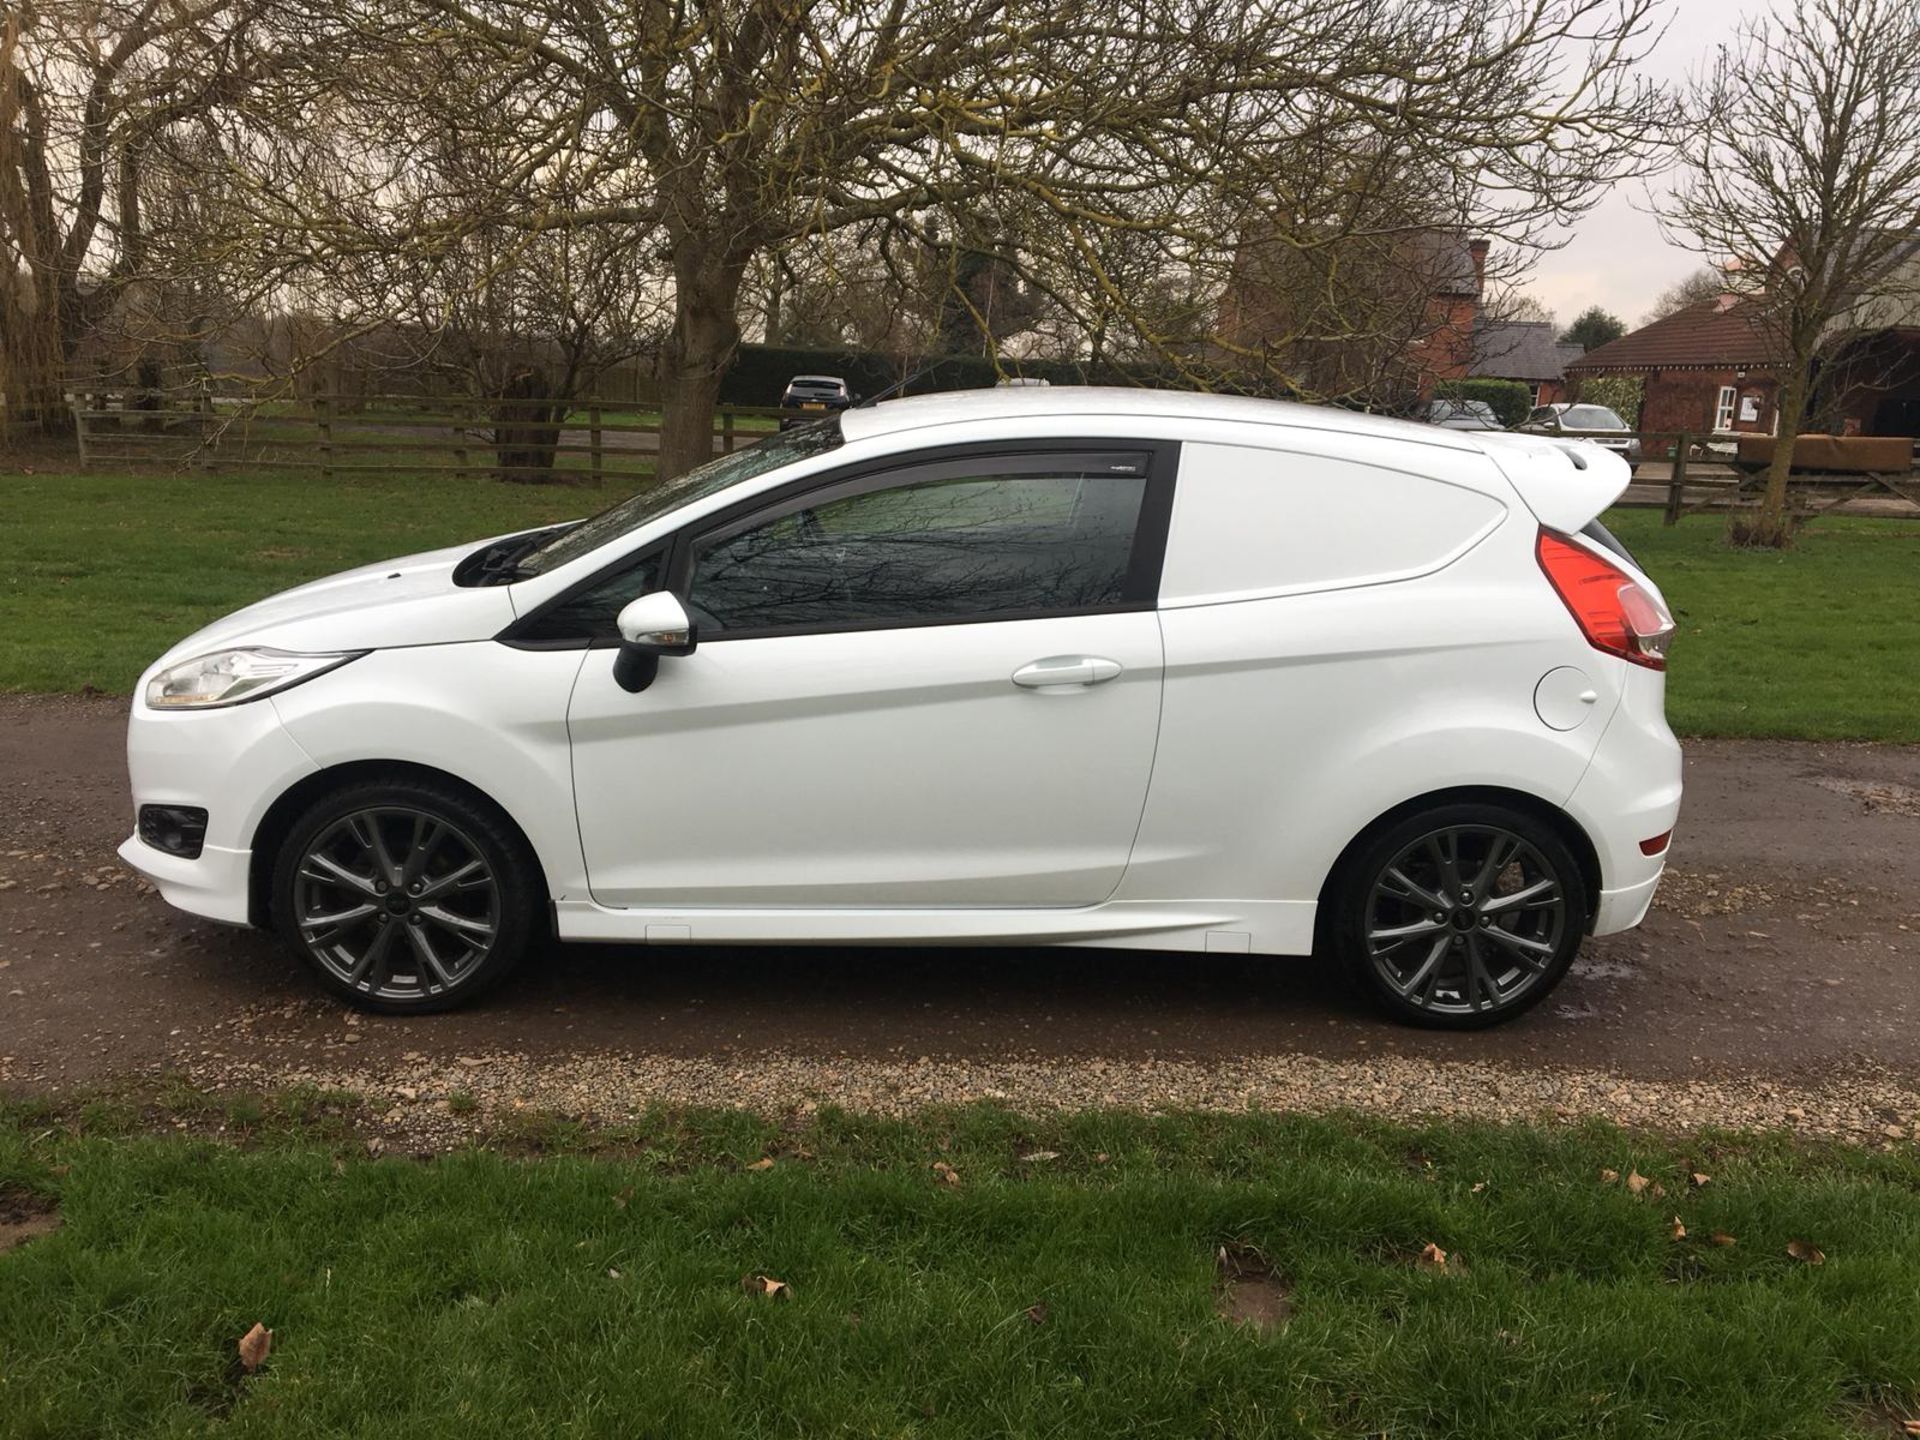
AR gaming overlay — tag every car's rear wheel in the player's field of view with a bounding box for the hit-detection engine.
[1330,803,1587,1029]
[270,779,539,1013]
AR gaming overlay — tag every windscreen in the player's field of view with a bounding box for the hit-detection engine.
[1560,406,1625,430]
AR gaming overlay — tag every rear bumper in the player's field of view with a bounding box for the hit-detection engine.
[1592,868,1663,935]
[1564,663,1681,936]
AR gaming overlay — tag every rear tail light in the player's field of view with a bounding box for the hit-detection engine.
[1640,830,1673,856]
[1536,530,1674,670]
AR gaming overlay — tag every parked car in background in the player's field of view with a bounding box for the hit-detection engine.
[779,375,853,429]
[1424,399,1504,431]
[996,377,1051,388]
[1518,403,1642,463]
[121,389,1679,1029]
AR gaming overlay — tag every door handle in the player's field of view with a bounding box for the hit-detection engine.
[1011,655,1123,689]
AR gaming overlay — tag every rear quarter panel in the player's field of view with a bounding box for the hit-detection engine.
[1122,437,1625,952]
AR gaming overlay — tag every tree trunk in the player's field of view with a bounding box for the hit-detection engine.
[492,365,564,483]
[657,247,748,482]
[1740,363,1810,548]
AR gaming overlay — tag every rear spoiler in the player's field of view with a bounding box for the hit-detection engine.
[1476,434,1632,533]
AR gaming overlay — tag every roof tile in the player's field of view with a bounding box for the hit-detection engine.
[1566,296,1784,373]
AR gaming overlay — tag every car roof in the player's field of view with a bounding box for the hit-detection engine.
[840,386,1485,453]
[789,374,846,385]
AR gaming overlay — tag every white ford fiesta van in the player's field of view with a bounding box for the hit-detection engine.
[122,388,1680,1027]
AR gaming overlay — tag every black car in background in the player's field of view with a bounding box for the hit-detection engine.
[779,374,853,429]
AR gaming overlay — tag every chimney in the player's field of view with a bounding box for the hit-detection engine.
[1467,239,1490,296]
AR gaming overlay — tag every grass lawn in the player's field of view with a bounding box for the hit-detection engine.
[0,468,626,693]
[2,1104,1918,1438]
[1605,511,1920,743]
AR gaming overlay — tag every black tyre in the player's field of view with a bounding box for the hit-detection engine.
[1330,802,1588,1030]
[270,778,540,1013]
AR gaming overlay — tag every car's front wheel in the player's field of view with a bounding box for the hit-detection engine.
[270,778,540,1013]
[1330,803,1588,1029]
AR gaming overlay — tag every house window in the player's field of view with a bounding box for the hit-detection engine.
[1713,385,1737,432]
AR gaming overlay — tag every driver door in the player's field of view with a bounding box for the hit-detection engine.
[565,444,1175,910]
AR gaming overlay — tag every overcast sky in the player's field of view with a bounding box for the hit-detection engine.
[1528,0,1770,328]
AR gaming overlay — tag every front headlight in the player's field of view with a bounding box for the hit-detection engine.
[144,648,363,710]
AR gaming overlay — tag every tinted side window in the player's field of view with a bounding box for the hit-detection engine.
[688,467,1148,634]
[513,551,665,642]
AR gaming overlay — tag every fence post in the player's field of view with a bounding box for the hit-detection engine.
[1664,432,1689,526]
[590,404,604,481]
[721,408,736,455]
[71,396,91,472]
[316,392,334,481]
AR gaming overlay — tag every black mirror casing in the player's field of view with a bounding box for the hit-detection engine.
[612,647,661,694]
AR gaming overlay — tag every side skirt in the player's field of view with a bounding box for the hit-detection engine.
[550,897,1318,956]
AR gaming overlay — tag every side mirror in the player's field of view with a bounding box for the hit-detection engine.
[611,592,697,694]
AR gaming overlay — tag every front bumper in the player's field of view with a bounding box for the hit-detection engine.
[118,833,254,925]
[120,691,320,927]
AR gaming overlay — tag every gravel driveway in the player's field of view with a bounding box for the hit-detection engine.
[3,694,1918,1142]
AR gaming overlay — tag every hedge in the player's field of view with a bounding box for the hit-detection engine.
[1431,377,1534,428]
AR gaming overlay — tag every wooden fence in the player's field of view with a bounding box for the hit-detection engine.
[49,395,1920,519]
[1593,430,1920,524]
[65,390,789,482]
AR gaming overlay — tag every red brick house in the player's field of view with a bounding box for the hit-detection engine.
[1563,295,1784,447]
[1566,289,1920,447]
[1401,236,1489,393]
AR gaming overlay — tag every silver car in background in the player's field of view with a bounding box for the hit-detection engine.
[1519,403,1642,464]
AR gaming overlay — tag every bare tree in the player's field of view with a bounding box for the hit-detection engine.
[234,0,1668,478]
[1662,0,1920,546]
[0,1,278,429]
[1644,267,1727,324]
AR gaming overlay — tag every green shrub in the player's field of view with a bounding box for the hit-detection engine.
[1432,378,1533,428]
[1574,375,1645,428]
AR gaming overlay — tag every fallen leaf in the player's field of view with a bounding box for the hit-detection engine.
[931,1161,961,1187]
[1019,1150,1060,1163]
[1650,1181,1667,1199]
[1470,1181,1487,1194]
[1689,1172,1711,1188]
[1600,1168,1620,1184]
[236,1323,273,1373]
[1625,1170,1650,1196]
[612,1186,633,1209]
[607,1267,623,1279]
[1094,1152,1110,1165]
[1710,1232,1737,1247]
[1786,1240,1825,1266]
[746,1158,776,1172]
[1024,1302,1049,1326]
[1416,1242,1448,1272]
[1669,1216,1687,1240]
[741,1274,790,1299]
